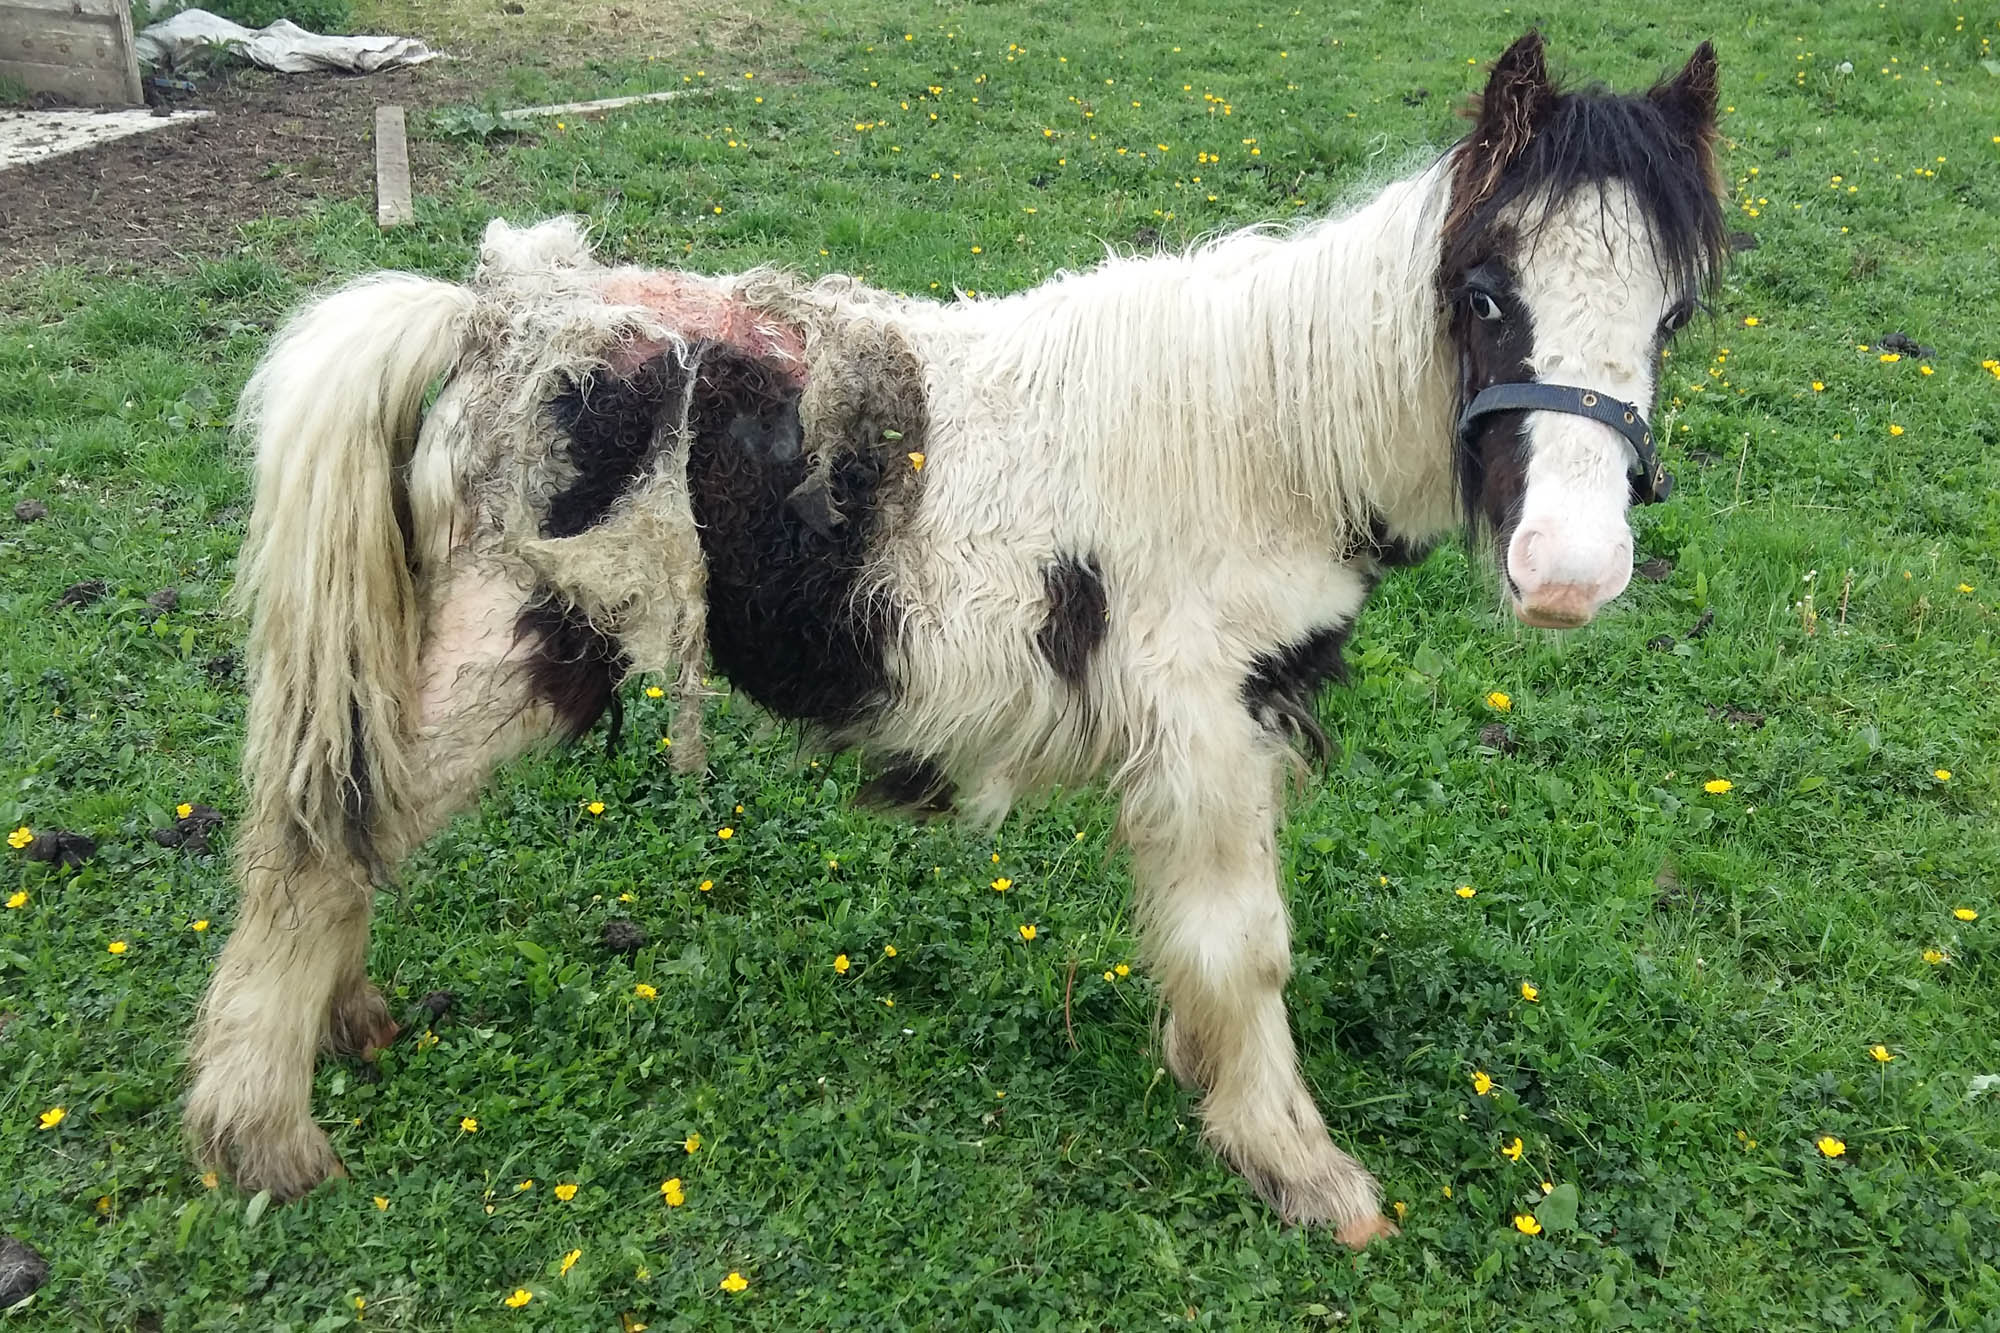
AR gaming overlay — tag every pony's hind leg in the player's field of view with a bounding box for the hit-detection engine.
[189,564,563,1199]
[1124,715,1396,1249]
[187,828,375,1199]
[320,564,570,1053]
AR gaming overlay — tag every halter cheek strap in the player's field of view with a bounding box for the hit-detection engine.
[1455,381,1674,505]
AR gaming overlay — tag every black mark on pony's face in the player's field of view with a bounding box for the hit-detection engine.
[1036,554,1108,689]
[1441,31,1726,629]
[1445,251,1537,544]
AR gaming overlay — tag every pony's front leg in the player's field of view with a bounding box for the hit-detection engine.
[1125,734,1396,1249]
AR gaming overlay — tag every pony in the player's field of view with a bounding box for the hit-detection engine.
[187,31,1725,1248]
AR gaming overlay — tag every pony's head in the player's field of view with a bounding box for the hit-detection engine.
[1441,31,1725,628]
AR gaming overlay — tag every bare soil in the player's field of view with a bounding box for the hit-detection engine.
[0,63,488,278]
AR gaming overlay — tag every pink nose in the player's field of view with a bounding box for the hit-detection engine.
[1507,520,1632,628]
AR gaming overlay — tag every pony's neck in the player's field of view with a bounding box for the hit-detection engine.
[1204,158,1461,546]
[989,156,1461,552]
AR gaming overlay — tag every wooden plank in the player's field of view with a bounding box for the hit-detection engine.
[0,0,142,105]
[374,105,413,228]
[498,87,715,122]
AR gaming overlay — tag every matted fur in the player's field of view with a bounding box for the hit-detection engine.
[189,35,1725,1247]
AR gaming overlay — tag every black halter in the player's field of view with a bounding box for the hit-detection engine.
[1455,381,1674,505]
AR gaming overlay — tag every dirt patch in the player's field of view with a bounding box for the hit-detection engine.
[0,63,488,278]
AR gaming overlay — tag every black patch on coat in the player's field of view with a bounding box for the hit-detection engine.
[341,697,375,864]
[856,754,956,817]
[1036,554,1108,688]
[683,345,905,726]
[1241,625,1353,761]
[544,358,687,539]
[514,594,629,741]
[1354,513,1434,569]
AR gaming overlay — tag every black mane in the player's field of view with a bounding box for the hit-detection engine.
[1444,83,1727,301]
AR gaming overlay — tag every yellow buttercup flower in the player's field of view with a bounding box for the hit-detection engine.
[1953,907,1978,922]
[1485,691,1512,712]
[1923,948,1947,965]
[1704,779,1733,794]
[1501,1136,1524,1161]
[586,801,606,815]
[5,891,25,909]
[1471,1071,1493,1096]
[1115,963,1129,977]
[176,803,193,819]
[720,1271,749,1293]
[1869,1045,1894,1063]
[717,827,734,840]
[661,1177,685,1206]
[1519,982,1539,1003]
[460,1117,479,1133]
[504,1289,532,1308]
[883,944,897,957]
[554,1183,578,1201]
[834,954,850,974]
[1456,885,1476,899]
[1888,424,1904,436]
[634,983,658,1000]
[191,919,208,932]
[1018,923,1037,941]
[516,1179,534,1192]
[560,1249,581,1276]
[373,1195,389,1209]
[9,826,32,849]
[107,940,127,955]
[684,1132,701,1154]
[38,1107,66,1130]
[991,877,1012,892]
[1817,1136,1845,1158]
[908,452,926,471]
[645,686,664,698]
[1514,1213,1542,1235]
[1935,769,1952,782]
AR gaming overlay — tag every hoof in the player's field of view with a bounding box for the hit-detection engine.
[192,1112,345,1203]
[1333,1214,1400,1250]
[326,983,399,1059]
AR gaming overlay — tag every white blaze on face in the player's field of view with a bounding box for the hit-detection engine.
[1504,185,1672,628]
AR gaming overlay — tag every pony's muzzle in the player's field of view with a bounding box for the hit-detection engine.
[1505,519,1632,628]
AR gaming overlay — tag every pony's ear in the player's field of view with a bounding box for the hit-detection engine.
[1649,41,1720,133]
[1470,30,1556,165]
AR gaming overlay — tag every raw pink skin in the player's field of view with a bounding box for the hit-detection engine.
[599,272,808,379]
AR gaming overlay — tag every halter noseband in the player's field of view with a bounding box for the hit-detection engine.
[1455,381,1674,505]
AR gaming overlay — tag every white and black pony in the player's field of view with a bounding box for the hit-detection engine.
[189,32,1725,1247]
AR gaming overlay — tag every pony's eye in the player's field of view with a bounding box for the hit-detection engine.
[1660,303,1693,335]
[1468,291,1505,322]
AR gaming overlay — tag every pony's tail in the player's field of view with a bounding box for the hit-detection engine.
[235,272,475,867]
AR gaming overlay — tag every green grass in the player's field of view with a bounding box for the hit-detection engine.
[5,1,2000,1328]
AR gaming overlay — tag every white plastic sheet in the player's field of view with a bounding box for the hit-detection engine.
[134,8,437,75]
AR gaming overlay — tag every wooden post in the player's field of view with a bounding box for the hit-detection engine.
[374,105,413,228]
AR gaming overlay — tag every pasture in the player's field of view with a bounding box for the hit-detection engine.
[3,0,1998,1327]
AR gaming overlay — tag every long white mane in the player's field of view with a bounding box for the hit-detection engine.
[946,158,1459,550]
